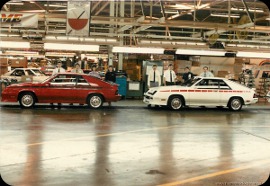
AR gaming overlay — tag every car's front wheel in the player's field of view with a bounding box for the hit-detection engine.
[19,92,36,108]
[87,94,103,109]
[228,97,243,111]
[168,96,183,110]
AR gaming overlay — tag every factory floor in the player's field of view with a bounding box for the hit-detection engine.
[1,100,270,186]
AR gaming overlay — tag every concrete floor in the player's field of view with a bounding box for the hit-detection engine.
[1,101,270,186]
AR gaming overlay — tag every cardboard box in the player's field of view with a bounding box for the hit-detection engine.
[192,61,201,66]
[217,71,229,78]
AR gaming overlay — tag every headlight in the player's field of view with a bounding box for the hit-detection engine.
[149,90,157,95]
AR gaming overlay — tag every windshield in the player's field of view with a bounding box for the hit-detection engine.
[186,77,202,87]
[32,69,46,76]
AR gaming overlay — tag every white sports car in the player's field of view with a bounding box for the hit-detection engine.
[1,68,49,83]
[144,77,258,111]
[266,91,270,103]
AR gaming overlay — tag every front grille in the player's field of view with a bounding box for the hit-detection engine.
[144,95,153,100]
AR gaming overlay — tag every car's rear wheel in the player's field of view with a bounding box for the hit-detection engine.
[228,97,243,111]
[87,94,103,109]
[168,96,183,110]
[19,92,35,108]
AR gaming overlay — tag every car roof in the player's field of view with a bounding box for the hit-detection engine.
[12,68,41,70]
[195,76,226,80]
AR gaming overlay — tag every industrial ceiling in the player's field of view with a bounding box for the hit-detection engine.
[1,0,270,54]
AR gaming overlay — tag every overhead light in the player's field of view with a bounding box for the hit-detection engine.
[112,47,164,54]
[44,43,99,51]
[164,10,179,14]
[5,2,24,5]
[45,52,76,57]
[44,4,67,8]
[0,41,30,49]
[237,51,270,58]
[176,49,226,56]
[45,36,118,43]
[0,33,21,37]
[231,7,264,13]
[139,40,206,46]
[49,9,67,12]
[227,44,270,49]
[211,13,240,18]
[20,10,46,13]
[5,50,38,55]
[266,17,270,20]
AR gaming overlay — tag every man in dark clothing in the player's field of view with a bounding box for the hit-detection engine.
[105,65,116,82]
[182,66,194,85]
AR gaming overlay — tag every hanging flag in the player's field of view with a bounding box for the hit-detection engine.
[0,12,38,28]
[66,1,91,36]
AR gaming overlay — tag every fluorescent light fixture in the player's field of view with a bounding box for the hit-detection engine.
[0,41,30,49]
[0,33,21,37]
[44,43,99,51]
[176,49,226,56]
[5,2,24,5]
[211,13,240,18]
[164,10,179,14]
[140,40,206,46]
[44,4,67,8]
[20,10,46,13]
[45,52,76,57]
[112,47,164,54]
[45,36,117,43]
[227,44,270,49]
[231,7,264,13]
[237,52,270,58]
[5,50,38,55]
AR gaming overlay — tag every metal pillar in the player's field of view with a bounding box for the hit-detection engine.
[118,0,125,70]
[108,1,115,66]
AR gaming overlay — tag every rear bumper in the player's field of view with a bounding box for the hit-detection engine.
[245,98,258,105]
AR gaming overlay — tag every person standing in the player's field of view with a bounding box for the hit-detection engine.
[89,64,101,78]
[163,64,176,86]
[200,66,214,77]
[147,64,161,88]
[52,61,65,75]
[51,61,65,108]
[182,66,194,85]
[71,63,84,74]
[105,65,116,82]
[105,65,116,106]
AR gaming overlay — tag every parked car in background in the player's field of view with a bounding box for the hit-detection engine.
[1,73,121,108]
[144,77,258,111]
[1,68,49,83]
[266,91,270,103]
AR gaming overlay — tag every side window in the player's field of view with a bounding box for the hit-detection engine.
[26,70,35,76]
[196,79,219,89]
[51,75,76,84]
[77,76,89,85]
[12,70,25,76]
[208,79,219,86]
[218,80,231,89]
[197,79,209,86]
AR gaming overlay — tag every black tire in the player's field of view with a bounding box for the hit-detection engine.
[87,94,103,109]
[19,92,36,108]
[228,97,243,111]
[168,96,183,110]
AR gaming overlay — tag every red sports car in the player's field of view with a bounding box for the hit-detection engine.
[1,73,121,108]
